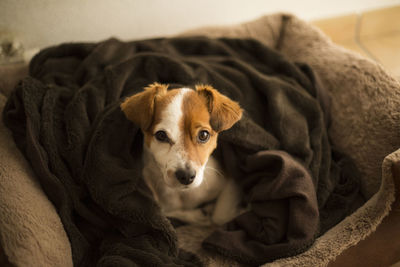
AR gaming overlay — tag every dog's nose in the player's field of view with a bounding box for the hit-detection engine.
[175,168,196,185]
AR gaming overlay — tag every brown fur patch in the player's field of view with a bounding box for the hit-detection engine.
[120,82,168,131]
[196,85,243,132]
[122,83,242,166]
[181,90,218,166]
[121,83,180,148]
[142,89,181,147]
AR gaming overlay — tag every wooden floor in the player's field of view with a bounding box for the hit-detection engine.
[312,5,400,79]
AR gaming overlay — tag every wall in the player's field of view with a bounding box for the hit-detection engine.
[1,0,399,50]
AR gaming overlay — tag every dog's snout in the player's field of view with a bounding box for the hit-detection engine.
[175,168,196,185]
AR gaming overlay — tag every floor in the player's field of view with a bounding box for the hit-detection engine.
[312,5,400,79]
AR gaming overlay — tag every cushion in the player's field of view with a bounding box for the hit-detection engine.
[0,12,399,266]
[0,68,73,267]
[178,13,400,266]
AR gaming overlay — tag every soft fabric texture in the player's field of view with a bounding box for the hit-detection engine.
[328,155,400,267]
[2,36,361,266]
[0,64,28,97]
[179,13,400,266]
[0,13,399,267]
[0,93,73,267]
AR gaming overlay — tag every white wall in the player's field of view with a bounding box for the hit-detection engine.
[1,0,399,50]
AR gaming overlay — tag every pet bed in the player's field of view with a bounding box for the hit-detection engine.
[1,13,400,267]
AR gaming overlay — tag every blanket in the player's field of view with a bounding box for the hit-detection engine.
[3,37,362,266]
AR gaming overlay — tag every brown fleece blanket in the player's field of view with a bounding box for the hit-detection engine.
[179,14,400,267]
[2,36,362,266]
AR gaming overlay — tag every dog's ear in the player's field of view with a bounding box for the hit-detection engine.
[121,83,168,130]
[196,85,242,132]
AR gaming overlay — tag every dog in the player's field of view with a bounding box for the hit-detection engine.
[121,83,243,226]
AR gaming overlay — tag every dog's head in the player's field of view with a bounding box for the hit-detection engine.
[121,83,242,188]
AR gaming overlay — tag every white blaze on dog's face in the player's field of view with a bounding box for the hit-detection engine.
[121,83,242,189]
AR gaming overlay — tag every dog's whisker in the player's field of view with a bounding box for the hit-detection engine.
[205,166,224,177]
[202,175,211,190]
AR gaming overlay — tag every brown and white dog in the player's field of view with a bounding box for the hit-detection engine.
[121,83,243,225]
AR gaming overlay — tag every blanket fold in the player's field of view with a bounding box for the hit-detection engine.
[3,37,362,266]
[204,150,318,265]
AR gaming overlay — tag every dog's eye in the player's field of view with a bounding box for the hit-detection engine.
[155,130,169,142]
[197,130,210,143]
